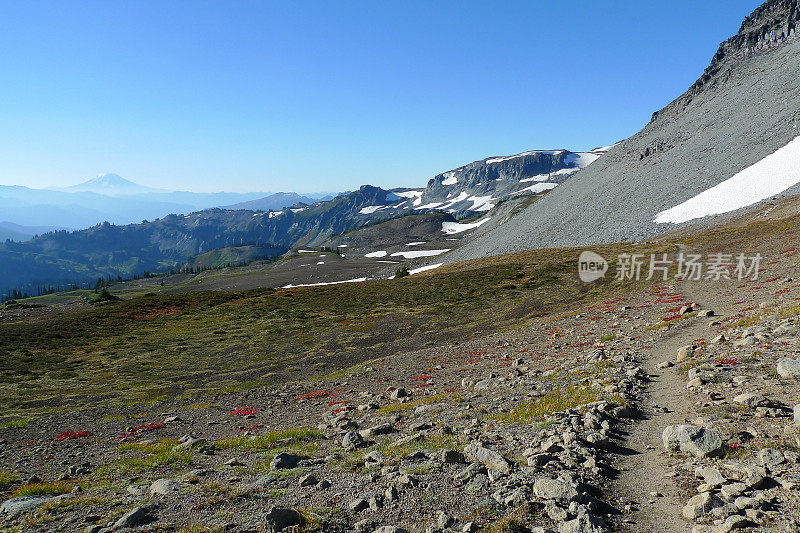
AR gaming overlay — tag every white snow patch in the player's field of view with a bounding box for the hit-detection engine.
[359,205,388,215]
[317,261,324,265]
[442,217,491,235]
[655,136,800,224]
[409,263,443,275]
[282,277,368,289]
[298,250,316,253]
[417,202,444,209]
[551,167,580,176]
[394,190,424,206]
[466,194,495,211]
[268,211,284,218]
[337,244,348,248]
[519,174,550,183]
[515,182,557,195]
[406,242,426,246]
[564,151,601,168]
[441,171,458,185]
[390,249,451,259]
[365,250,388,258]
[441,191,470,208]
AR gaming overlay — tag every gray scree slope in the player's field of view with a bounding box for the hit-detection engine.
[450,0,800,262]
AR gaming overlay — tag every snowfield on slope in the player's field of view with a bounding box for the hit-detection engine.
[442,217,491,235]
[655,136,800,224]
[390,249,451,259]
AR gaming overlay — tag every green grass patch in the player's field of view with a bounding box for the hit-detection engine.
[114,439,193,474]
[0,469,21,489]
[215,428,323,451]
[11,481,71,498]
[0,417,30,428]
[496,386,601,424]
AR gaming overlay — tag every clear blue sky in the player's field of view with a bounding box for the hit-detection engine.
[0,0,762,193]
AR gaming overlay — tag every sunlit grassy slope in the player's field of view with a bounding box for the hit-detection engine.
[0,241,671,418]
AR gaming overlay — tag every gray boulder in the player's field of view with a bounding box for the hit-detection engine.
[663,425,723,458]
[533,477,579,504]
[463,443,511,473]
[0,495,72,518]
[113,504,158,529]
[263,507,302,531]
[270,452,302,470]
[732,392,768,408]
[777,358,800,378]
[695,466,726,487]
[557,512,606,533]
[756,448,784,468]
[342,431,366,449]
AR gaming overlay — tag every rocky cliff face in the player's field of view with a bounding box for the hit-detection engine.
[653,0,798,122]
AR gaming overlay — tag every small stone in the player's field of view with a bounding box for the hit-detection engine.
[270,452,302,470]
[756,448,784,468]
[441,449,465,464]
[682,492,723,520]
[677,345,694,363]
[113,504,157,529]
[716,515,748,532]
[342,431,366,449]
[557,512,606,533]
[733,496,758,510]
[349,498,369,512]
[733,392,767,408]
[437,510,453,528]
[463,443,511,473]
[263,507,302,530]
[533,478,579,504]
[149,478,180,495]
[389,388,408,400]
[298,473,318,487]
[695,466,726,487]
[719,482,746,501]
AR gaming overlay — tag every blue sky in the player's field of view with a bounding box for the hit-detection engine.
[0,0,762,193]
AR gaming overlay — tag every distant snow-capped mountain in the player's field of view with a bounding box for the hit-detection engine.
[52,173,167,196]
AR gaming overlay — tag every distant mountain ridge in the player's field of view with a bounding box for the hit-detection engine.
[0,146,609,294]
[222,192,318,211]
[0,176,317,229]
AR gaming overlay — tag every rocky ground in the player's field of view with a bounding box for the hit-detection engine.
[3,216,800,532]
